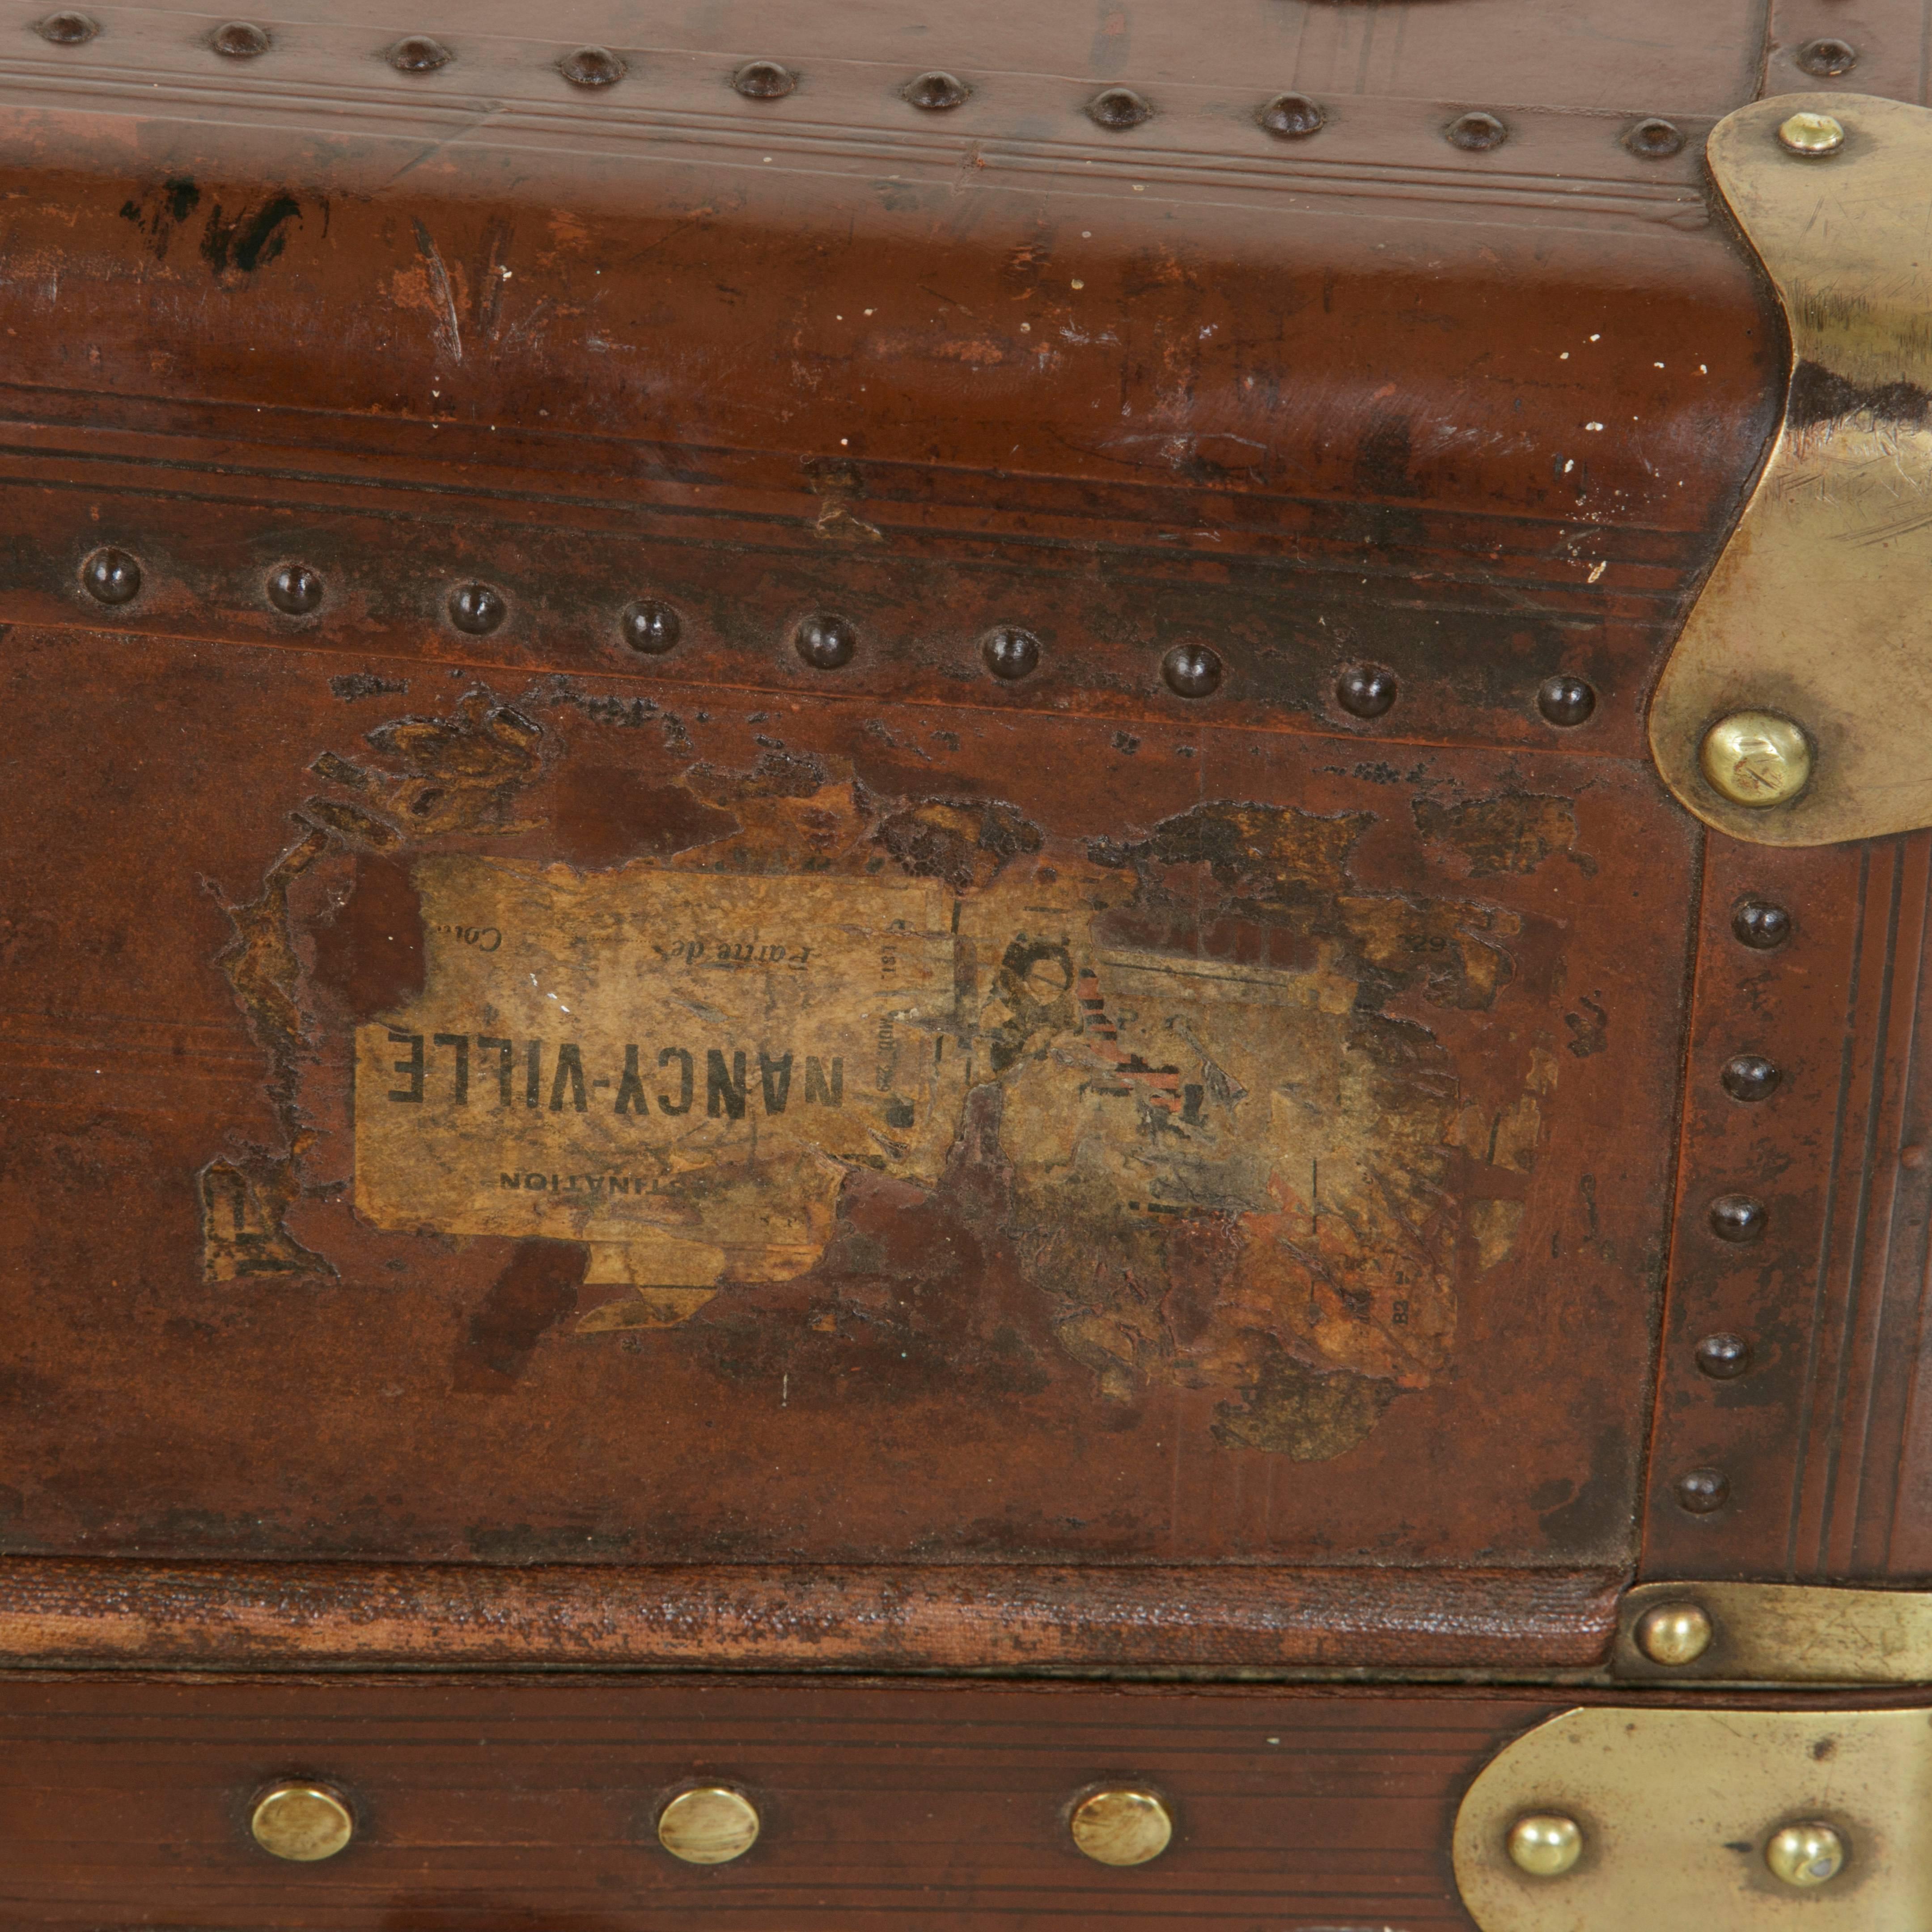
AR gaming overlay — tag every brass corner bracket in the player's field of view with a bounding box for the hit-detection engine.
[1455,1705,1932,1929]
[1615,1580,1932,1685]
[1651,93,1932,847]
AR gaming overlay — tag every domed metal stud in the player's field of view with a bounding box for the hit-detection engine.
[447,581,507,635]
[1070,1788,1173,1866]
[794,612,856,669]
[1634,1600,1713,1666]
[735,59,796,99]
[34,12,97,45]
[621,600,681,654]
[388,34,450,73]
[983,627,1040,680]
[1732,899,1792,949]
[560,45,625,87]
[1707,1193,1766,1243]
[211,20,269,56]
[1721,1054,1781,1102]
[1700,711,1812,806]
[1625,117,1685,158]
[1259,92,1324,138]
[1087,86,1153,130]
[1778,111,1846,157]
[1161,643,1222,698]
[1538,674,1596,726]
[1695,1332,1754,1380]
[1796,38,1857,78]
[1506,1813,1583,1877]
[657,1787,760,1865]
[80,547,141,606]
[267,563,323,615]
[250,1783,354,1863]
[1336,664,1397,719]
[1675,1467,1731,1514]
[905,70,970,110]
[1448,110,1508,151]
[1766,1822,1846,1888]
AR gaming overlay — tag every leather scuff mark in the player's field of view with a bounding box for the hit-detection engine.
[1412,790,1594,878]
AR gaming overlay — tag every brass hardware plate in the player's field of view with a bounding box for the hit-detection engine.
[1650,93,1932,847]
[1454,1706,1932,1930]
[1618,1581,1932,1685]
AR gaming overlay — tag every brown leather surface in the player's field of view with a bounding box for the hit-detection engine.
[0,1673,1923,1929]
[0,2,1783,756]
[0,0,1928,1657]
[0,626,1693,1576]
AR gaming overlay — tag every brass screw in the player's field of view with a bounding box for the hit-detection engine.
[1766,1821,1847,1887]
[657,1787,760,1864]
[1699,711,1812,807]
[250,1783,355,1862]
[1070,1788,1174,1866]
[1507,1813,1583,1877]
[1778,110,1846,156]
[1635,1600,1714,1665]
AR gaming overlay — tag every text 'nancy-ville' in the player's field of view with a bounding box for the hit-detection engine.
[379,1030,898,1123]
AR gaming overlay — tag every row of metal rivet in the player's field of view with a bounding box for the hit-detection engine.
[1507,1790,1847,1890]
[1660,889,1795,1520]
[73,545,1603,720]
[29,12,1859,152]
[250,1778,1173,1868]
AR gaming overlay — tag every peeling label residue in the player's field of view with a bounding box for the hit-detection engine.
[342,776,1556,1456]
[203,684,1572,1465]
[202,690,545,1286]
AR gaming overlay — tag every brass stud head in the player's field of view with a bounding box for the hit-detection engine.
[1635,1599,1714,1665]
[1069,1788,1174,1866]
[1778,110,1846,156]
[250,1783,354,1862]
[1699,710,1812,807]
[1506,1812,1583,1877]
[1766,1821,1847,1887]
[657,1786,760,1864]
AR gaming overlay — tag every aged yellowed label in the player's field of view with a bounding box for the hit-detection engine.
[349,777,1555,1450]
[355,859,964,1299]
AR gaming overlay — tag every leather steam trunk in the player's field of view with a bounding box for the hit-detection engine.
[2,0,1932,1925]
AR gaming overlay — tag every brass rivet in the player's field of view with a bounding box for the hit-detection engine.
[1778,110,1846,156]
[1635,1600,1714,1665]
[1507,1813,1583,1877]
[1070,1788,1173,1866]
[657,1787,760,1864]
[1699,711,1812,807]
[1766,1821,1847,1887]
[250,1783,354,1862]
